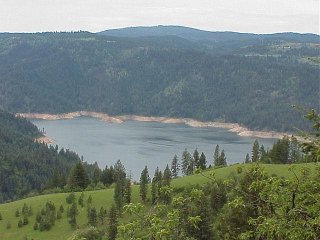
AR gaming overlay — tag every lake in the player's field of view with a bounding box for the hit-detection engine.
[32,117,275,180]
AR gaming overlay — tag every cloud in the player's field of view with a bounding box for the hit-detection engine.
[0,0,318,33]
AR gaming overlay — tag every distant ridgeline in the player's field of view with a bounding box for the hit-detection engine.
[0,26,319,131]
[0,109,81,202]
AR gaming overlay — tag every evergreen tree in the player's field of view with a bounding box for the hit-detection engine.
[193,149,200,168]
[252,140,260,162]
[23,215,29,225]
[87,206,98,226]
[56,211,62,220]
[87,195,93,206]
[22,203,29,216]
[181,149,192,175]
[259,145,267,161]
[214,145,220,167]
[289,136,302,162]
[108,205,118,240]
[163,164,172,187]
[124,178,131,204]
[219,150,227,166]
[269,137,290,164]
[113,160,127,210]
[98,207,107,224]
[139,166,149,202]
[245,153,250,163]
[92,167,101,186]
[15,209,20,217]
[18,219,23,228]
[199,152,207,170]
[68,162,89,190]
[68,202,78,228]
[59,205,64,213]
[78,192,85,207]
[66,192,76,204]
[170,155,179,178]
[151,167,161,204]
[101,165,114,186]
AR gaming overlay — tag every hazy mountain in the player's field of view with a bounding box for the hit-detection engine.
[99,25,320,43]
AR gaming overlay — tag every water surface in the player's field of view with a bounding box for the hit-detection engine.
[32,117,275,180]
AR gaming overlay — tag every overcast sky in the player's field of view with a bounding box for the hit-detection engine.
[0,0,319,34]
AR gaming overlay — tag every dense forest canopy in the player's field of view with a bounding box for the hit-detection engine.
[0,109,81,202]
[0,27,319,131]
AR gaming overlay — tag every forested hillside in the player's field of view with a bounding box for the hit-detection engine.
[0,29,319,131]
[0,109,80,202]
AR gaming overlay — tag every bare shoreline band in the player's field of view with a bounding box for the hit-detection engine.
[16,111,289,140]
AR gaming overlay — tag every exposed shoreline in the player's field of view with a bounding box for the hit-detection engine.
[16,111,290,139]
[35,136,54,144]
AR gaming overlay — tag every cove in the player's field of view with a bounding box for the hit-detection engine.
[32,117,275,180]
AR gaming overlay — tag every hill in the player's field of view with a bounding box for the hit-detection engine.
[0,30,319,131]
[99,25,320,43]
[0,109,81,202]
[0,162,318,240]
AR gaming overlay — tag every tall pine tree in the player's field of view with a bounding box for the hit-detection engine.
[139,166,149,202]
[170,155,179,178]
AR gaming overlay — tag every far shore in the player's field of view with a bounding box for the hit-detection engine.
[16,111,291,139]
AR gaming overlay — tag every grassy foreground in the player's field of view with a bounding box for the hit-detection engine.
[0,163,318,240]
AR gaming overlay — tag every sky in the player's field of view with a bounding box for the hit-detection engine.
[0,0,319,34]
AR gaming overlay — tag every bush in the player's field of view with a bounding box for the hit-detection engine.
[18,219,23,228]
[6,222,11,229]
[66,192,76,204]
[68,227,103,240]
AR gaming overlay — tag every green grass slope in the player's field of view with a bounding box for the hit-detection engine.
[0,163,318,240]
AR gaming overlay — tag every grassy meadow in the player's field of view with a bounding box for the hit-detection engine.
[0,162,318,240]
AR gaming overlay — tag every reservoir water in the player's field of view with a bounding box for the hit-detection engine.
[32,117,276,180]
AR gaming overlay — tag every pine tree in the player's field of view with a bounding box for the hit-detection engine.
[181,149,192,175]
[259,145,267,161]
[163,164,172,187]
[18,219,23,228]
[101,165,114,186]
[92,167,101,186]
[139,166,149,202]
[193,149,200,168]
[68,162,89,190]
[22,203,28,216]
[78,192,85,207]
[219,150,227,166]
[151,167,162,204]
[252,139,260,162]
[87,195,93,206]
[289,136,301,163]
[68,202,78,228]
[124,178,131,204]
[59,205,64,213]
[214,145,220,167]
[87,206,97,226]
[245,153,250,163]
[108,205,118,240]
[199,152,207,170]
[170,155,179,178]
[66,192,76,204]
[15,209,20,217]
[113,160,127,210]
[98,207,107,224]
